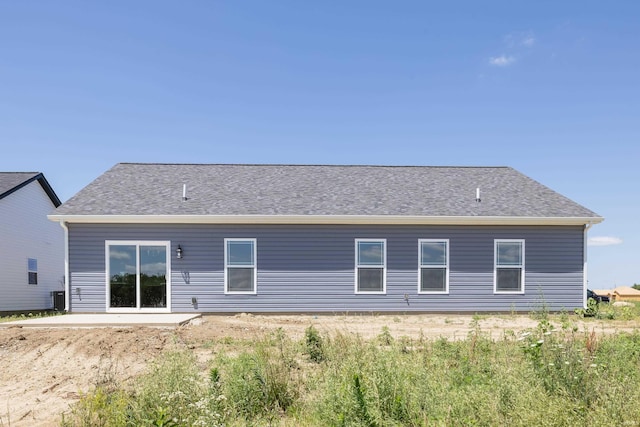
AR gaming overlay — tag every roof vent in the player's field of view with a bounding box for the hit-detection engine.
[182,184,188,201]
[476,187,481,203]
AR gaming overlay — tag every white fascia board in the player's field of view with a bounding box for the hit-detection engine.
[48,214,604,226]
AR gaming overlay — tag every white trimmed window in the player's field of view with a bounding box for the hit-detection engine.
[494,239,525,293]
[27,258,38,285]
[419,239,449,293]
[225,238,257,294]
[355,239,386,294]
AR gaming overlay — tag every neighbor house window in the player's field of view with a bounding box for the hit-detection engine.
[27,258,38,285]
[494,239,525,293]
[419,239,449,293]
[355,239,386,294]
[225,239,257,294]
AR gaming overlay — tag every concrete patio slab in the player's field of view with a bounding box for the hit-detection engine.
[0,313,201,328]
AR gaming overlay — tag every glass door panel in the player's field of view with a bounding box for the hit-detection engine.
[140,245,167,308]
[109,245,137,308]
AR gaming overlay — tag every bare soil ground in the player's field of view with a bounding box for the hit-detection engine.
[1,313,638,427]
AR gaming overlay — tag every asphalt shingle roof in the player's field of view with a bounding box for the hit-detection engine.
[0,172,40,196]
[52,163,600,219]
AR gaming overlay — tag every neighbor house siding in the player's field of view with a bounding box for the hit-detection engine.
[0,182,64,311]
[67,224,584,313]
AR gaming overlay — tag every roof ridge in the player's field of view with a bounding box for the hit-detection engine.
[0,171,41,174]
[117,162,511,169]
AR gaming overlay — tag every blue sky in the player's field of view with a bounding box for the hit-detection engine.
[1,1,638,289]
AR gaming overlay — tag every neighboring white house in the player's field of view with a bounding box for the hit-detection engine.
[0,172,63,312]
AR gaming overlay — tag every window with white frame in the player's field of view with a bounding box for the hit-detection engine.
[419,239,449,293]
[355,239,386,293]
[225,239,257,293]
[27,258,38,285]
[494,239,525,293]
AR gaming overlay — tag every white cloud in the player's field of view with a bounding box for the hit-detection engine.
[588,236,623,247]
[489,32,534,67]
[505,31,536,47]
[521,35,536,47]
[489,55,516,66]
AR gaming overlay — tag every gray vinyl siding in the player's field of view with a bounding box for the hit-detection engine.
[67,224,584,313]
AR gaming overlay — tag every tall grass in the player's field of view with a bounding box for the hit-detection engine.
[217,330,301,420]
[62,351,225,427]
[62,322,640,426]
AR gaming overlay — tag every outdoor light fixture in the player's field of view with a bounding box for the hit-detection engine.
[176,245,183,259]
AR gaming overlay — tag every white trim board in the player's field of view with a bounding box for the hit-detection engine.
[49,214,603,226]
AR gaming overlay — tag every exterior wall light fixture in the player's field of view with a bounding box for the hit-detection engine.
[176,245,183,259]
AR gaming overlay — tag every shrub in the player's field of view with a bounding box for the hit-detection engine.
[304,325,325,363]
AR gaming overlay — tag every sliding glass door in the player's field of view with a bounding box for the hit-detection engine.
[107,241,170,312]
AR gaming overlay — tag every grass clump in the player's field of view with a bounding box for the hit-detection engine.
[61,387,130,427]
[220,334,300,418]
[0,310,64,323]
[134,350,224,426]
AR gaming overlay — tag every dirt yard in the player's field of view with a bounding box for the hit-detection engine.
[1,313,638,426]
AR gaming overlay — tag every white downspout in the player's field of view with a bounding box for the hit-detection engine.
[58,220,70,312]
[583,222,593,308]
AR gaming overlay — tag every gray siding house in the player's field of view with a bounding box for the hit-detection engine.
[48,163,602,314]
